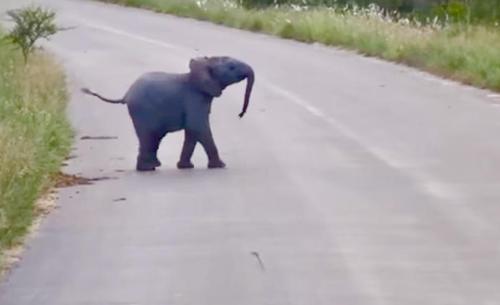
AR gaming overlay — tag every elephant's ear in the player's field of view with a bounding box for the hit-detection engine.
[189,57,223,97]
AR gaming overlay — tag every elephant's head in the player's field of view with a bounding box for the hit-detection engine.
[189,56,255,118]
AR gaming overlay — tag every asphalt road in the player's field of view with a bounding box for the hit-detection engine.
[2,0,500,304]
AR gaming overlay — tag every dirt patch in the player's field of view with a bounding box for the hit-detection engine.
[66,154,77,160]
[54,172,92,187]
[1,173,119,278]
[0,191,58,279]
[1,246,23,278]
[54,172,117,188]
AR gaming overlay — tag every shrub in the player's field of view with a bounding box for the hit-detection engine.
[4,6,61,62]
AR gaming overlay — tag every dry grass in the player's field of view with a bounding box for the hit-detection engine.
[0,45,72,265]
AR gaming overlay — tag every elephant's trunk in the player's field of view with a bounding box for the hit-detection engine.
[238,66,254,118]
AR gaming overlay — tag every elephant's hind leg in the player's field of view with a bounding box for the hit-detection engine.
[137,132,164,171]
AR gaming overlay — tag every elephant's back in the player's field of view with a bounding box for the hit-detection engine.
[125,72,182,105]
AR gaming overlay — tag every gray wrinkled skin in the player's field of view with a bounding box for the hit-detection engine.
[83,56,255,171]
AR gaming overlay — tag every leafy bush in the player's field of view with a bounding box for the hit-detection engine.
[5,6,61,62]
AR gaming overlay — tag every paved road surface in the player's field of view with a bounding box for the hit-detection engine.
[1,0,500,304]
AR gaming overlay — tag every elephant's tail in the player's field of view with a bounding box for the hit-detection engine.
[81,88,126,104]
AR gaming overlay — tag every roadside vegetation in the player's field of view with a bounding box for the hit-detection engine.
[98,0,500,91]
[5,6,61,62]
[0,8,71,267]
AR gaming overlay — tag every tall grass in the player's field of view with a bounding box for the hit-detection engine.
[99,0,500,91]
[0,42,72,260]
[239,0,500,24]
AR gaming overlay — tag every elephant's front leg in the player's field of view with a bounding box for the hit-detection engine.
[177,130,196,169]
[185,102,225,169]
[197,128,226,169]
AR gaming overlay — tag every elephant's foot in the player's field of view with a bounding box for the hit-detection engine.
[208,159,226,169]
[136,163,157,171]
[177,160,194,169]
[136,156,161,171]
[153,157,162,167]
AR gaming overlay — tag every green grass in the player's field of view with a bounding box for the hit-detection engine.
[98,0,500,91]
[0,42,72,262]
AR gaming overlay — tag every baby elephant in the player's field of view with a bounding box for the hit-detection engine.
[82,56,255,171]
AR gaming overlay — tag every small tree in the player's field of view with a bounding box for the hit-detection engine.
[5,6,60,62]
